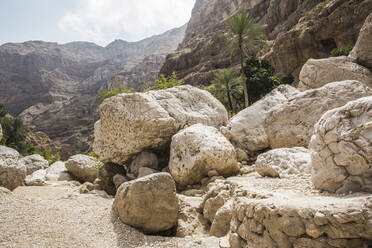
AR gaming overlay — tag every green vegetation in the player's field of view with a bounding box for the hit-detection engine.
[330,45,353,57]
[226,11,266,107]
[39,148,60,165]
[97,87,135,100]
[144,72,182,91]
[208,69,243,113]
[87,152,104,170]
[244,57,281,105]
[316,0,331,9]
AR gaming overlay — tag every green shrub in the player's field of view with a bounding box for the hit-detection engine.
[38,148,60,165]
[316,0,331,9]
[330,45,353,57]
[97,87,135,100]
[87,152,103,170]
[144,72,182,92]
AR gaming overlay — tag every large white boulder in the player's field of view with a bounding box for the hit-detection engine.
[45,161,72,181]
[65,155,99,183]
[113,173,179,233]
[310,96,372,193]
[255,147,311,178]
[169,124,239,187]
[221,85,298,153]
[25,169,47,186]
[0,146,25,190]
[264,80,372,149]
[298,56,372,90]
[18,154,49,175]
[350,12,372,71]
[94,85,228,164]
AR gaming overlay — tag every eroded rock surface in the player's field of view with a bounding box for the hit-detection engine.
[97,163,126,195]
[169,124,238,187]
[45,161,72,181]
[221,85,298,154]
[299,56,372,90]
[113,173,179,233]
[65,155,99,183]
[94,85,228,164]
[18,154,49,175]
[310,96,372,194]
[264,80,372,148]
[256,147,311,178]
[25,169,47,186]
[0,146,25,190]
[129,151,158,177]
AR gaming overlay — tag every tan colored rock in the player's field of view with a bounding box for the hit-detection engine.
[0,146,25,190]
[210,200,233,237]
[310,96,372,193]
[79,182,95,194]
[137,167,158,178]
[97,163,126,195]
[350,12,372,71]
[169,124,239,187]
[113,173,179,233]
[45,161,71,181]
[25,169,46,186]
[65,155,99,183]
[113,174,127,190]
[94,85,228,164]
[299,56,372,90]
[129,151,158,177]
[264,80,372,149]
[221,85,298,153]
[255,147,311,178]
[18,154,49,175]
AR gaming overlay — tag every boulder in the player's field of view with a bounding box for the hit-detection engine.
[113,173,179,233]
[18,154,49,175]
[65,155,99,183]
[129,151,158,177]
[221,85,299,153]
[94,85,228,164]
[97,163,126,195]
[137,167,158,178]
[310,96,372,193]
[25,169,46,186]
[350,12,372,71]
[298,56,372,90]
[264,80,372,149]
[45,161,72,181]
[113,174,127,190]
[0,146,25,190]
[255,147,311,178]
[210,200,233,237]
[169,124,239,187]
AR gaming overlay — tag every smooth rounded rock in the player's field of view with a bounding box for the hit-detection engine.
[65,154,99,183]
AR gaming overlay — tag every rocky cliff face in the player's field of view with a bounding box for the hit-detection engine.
[161,0,372,84]
[0,25,186,158]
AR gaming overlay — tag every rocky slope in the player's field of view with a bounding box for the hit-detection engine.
[160,0,372,85]
[0,25,186,158]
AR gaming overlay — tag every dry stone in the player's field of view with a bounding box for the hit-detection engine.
[0,146,25,190]
[25,169,46,186]
[350,12,372,71]
[298,56,372,90]
[169,124,239,187]
[255,147,311,178]
[65,154,99,183]
[113,173,179,233]
[221,85,298,153]
[45,161,71,181]
[310,96,372,193]
[264,80,372,149]
[94,85,228,164]
[137,167,158,178]
[18,154,49,175]
[97,163,126,195]
[129,151,158,177]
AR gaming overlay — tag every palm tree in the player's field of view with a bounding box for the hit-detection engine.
[226,12,266,107]
[209,69,243,113]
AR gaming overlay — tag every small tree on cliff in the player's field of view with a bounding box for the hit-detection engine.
[226,12,266,107]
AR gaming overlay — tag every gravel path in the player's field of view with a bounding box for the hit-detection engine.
[0,183,198,248]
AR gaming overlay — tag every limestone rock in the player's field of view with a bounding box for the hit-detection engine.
[45,161,72,181]
[113,173,179,233]
[97,163,126,195]
[137,167,158,178]
[113,174,127,190]
[210,200,233,237]
[94,85,228,164]
[350,12,372,71]
[129,151,158,177]
[0,146,25,190]
[79,182,95,194]
[221,85,299,153]
[264,80,372,149]
[18,154,49,175]
[65,154,99,183]
[310,96,372,193]
[25,169,46,186]
[255,147,311,178]
[169,124,238,187]
[299,56,372,90]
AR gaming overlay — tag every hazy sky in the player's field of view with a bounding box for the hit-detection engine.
[0,0,195,46]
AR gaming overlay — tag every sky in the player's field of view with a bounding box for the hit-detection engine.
[0,0,195,46]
